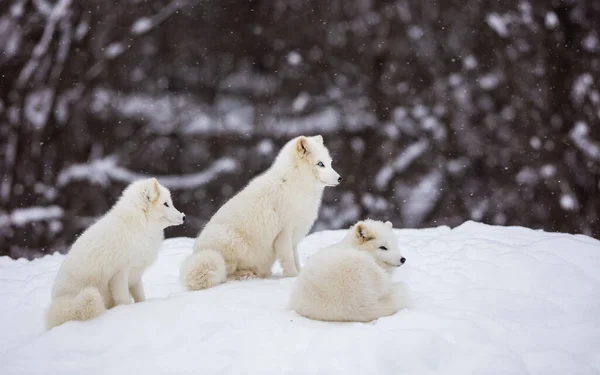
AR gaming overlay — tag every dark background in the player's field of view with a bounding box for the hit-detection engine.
[1,0,599,259]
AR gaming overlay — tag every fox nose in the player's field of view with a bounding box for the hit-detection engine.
[182,214,186,222]
[400,257,406,264]
[337,176,342,183]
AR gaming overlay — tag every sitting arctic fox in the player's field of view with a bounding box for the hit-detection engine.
[182,135,341,290]
[289,219,407,322]
[45,178,185,329]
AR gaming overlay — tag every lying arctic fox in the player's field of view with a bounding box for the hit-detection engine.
[182,135,341,290]
[45,178,185,329]
[289,219,407,322]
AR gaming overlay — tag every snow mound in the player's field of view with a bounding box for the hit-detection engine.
[1,222,599,375]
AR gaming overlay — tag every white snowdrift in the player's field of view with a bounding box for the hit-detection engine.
[1,221,599,375]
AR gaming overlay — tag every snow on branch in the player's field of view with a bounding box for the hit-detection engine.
[105,0,189,60]
[17,0,71,88]
[131,0,188,36]
[374,139,429,189]
[87,0,190,81]
[570,122,600,162]
[486,13,510,38]
[0,206,63,228]
[32,0,52,17]
[401,169,444,227]
[57,155,237,189]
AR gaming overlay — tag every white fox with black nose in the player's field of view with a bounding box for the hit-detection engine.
[289,219,407,322]
[181,135,341,291]
[46,178,185,329]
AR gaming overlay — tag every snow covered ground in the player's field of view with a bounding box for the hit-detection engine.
[1,221,599,375]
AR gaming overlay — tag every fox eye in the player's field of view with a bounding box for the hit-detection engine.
[317,161,325,167]
[379,246,388,251]
[164,202,169,207]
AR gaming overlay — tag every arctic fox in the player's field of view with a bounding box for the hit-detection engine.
[289,219,407,322]
[45,178,185,329]
[182,135,341,290]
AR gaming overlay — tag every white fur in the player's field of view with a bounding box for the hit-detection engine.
[45,178,185,329]
[289,219,407,322]
[182,135,340,290]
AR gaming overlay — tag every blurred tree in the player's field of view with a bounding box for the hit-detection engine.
[1,0,599,258]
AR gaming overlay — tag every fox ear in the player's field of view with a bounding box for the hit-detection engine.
[145,178,160,202]
[296,136,310,158]
[385,221,393,228]
[313,135,323,144]
[355,221,374,243]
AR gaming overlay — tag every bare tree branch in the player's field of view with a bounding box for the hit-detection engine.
[17,0,71,88]
[131,0,189,36]
[86,0,190,81]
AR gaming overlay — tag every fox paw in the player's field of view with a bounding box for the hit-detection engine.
[229,270,257,281]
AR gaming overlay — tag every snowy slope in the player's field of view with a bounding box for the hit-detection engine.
[1,221,600,375]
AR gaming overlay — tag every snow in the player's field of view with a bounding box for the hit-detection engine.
[375,139,429,189]
[220,71,280,95]
[400,169,443,227]
[57,155,237,189]
[256,139,275,155]
[544,12,559,29]
[10,1,25,17]
[516,167,538,185]
[407,25,423,40]
[292,92,310,112]
[287,51,302,66]
[316,192,361,231]
[486,13,509,38]
[570,122,600,162]
[479,73,501,90]
[0,17,21,58]
[448,73,462,87]
[412,104,428,119]
[422,116,447,141]
[55,86,84,124]
[469,200,488,221]
[446,158,468,175]
[0,206,63,228]
[583,33,599,52]
[1,222,600,374]
[132,18,152,35]
[98,88,361,136]
[74,14,89,41]
[24,88,54,129]
[529,136,542,150]
[572,73,594,104]
[105,42,125,58]
[264,107,341,135]
[32,0,52,16]
[560,195,577,211]
[540,164,556,179]
[463,55,478,70]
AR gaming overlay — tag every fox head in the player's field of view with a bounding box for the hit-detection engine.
[344,219,406,273]
[124,178,186,228]
[293,135,341,187]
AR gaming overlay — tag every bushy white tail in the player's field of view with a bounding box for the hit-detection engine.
[291,285,406,322]
[45,287,106,329]
[355,300,400,322]
[353,285,407,322]
[181,250,227,290]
